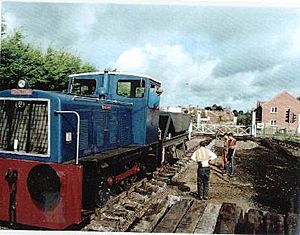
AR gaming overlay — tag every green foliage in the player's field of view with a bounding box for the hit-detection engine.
[234,110,252,126]
[117,81,131,97]
[204,104,224,111]
[0,31,96,91]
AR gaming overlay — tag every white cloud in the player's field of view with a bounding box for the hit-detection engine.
[116,47,148,71]
[116,44,195,70]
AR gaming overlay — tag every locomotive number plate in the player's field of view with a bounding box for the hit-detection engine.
[11,89,33,95]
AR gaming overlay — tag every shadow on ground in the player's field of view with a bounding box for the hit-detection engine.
[235,139,300,214]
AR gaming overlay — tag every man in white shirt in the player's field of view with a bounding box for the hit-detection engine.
[191,141,217,200]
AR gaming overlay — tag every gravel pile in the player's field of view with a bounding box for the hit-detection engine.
[236,140,259,150]
[214,139,258,150]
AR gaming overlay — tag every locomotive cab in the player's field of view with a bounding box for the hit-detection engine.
[67,71,163,145]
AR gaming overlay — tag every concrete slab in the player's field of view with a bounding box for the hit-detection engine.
[194,203,222,234]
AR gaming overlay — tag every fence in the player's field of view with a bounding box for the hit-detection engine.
[192,123,251,137]
[256,127,300,143]
[192,122,300,142]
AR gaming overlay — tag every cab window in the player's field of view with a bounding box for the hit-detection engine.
[117,80,145,98]
[70,79,96,96]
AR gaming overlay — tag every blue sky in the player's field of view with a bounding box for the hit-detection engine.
[2,1,300,111]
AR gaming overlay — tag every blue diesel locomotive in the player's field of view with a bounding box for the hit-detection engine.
[0,71,190,229]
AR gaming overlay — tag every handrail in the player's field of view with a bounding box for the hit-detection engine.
[72,95,133,106]
[55,111,80,165]
[72,95,100,102]
[105,99,133,106]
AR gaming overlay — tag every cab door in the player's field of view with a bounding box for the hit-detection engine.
[148,83,160,109]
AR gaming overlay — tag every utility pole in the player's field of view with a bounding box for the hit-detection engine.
[285,109,291,137]
[251,111,256,137]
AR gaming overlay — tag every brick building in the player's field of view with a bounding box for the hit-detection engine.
[254,91,300,133]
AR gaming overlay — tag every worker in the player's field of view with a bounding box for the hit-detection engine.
[227,133,237,177]
[221,133,229,174]
[191,141,217,200]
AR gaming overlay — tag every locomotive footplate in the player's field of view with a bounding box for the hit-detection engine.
[73,146,142,164]
[162,133,188,148]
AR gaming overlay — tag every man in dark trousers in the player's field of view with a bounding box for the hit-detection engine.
[191,142,217,200]
[227,133,237,177]
[221,133,229,174]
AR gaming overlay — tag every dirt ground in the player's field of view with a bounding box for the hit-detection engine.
[176,138,300,215]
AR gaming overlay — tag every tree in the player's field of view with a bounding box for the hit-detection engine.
[205,104,224,111]
[0,31,96,91]
[1,17,6,35]
[0,32,39,90]
[232,109,238,116]
[235,110,252,126]
[38,48,95,91]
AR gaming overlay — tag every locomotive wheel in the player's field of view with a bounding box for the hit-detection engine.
[121,176,136,191]
[95,184,115,208]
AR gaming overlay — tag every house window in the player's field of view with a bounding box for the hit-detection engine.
[270,120,277,126]
[270,107,278,113]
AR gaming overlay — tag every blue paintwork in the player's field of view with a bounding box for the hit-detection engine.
[107,74,161,145]
[0,72,162,163]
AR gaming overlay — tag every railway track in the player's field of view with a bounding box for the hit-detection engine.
[84,161,193,232]
[272,138,300,150]
[82,136,210,232]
